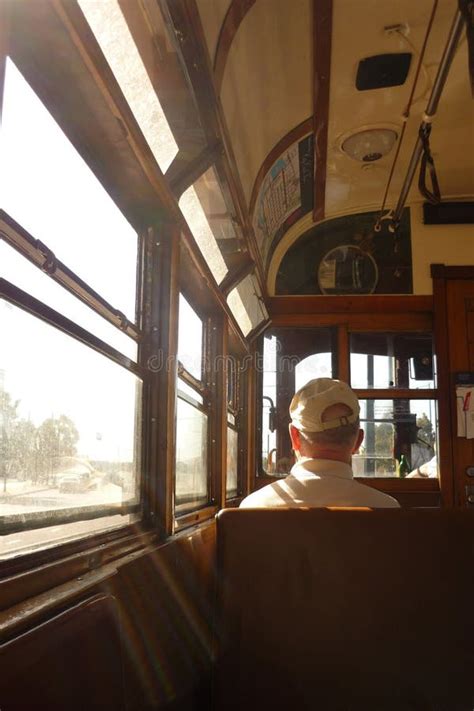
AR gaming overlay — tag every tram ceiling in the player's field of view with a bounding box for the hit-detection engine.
[193,0,474,276]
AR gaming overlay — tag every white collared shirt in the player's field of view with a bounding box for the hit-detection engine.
[240,458,400,509]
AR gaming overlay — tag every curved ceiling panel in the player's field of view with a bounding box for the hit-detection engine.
[194,0,473,283]
[325,0,473,218]
[195,0,232,63]
[214,0,256,91]
[220,0,312,204]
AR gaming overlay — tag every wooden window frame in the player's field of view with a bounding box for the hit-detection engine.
[0,0,178,571]
[0,0,254,579]
[174,293,214,520]
[255,296,443,507]
[225,350,248,505]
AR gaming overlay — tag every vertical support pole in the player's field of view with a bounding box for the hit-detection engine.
[139,221,179,537]
[337,324,350,382]
[431,264,454,507]
[366,355,375,476]
[236,351,248,499]
[247,340,258,496]
[207,310,227,510]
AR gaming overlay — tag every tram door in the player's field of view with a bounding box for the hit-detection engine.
[434,267,474,507]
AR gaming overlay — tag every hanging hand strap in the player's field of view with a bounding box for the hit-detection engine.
[418,124,441,204]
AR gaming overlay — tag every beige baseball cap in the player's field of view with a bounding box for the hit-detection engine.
[289,378,360,433]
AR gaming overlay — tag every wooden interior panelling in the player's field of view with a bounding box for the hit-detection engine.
[1,594,125,711]
[269,295,433,315]
[446,279,474,506]
[1,522,217,711]
[216,508,474,710]
[270,312,432,331]
[337,323,349,381]
[114,523,217,710]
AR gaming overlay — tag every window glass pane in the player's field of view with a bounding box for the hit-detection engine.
[227,274,267,337]
[262,335,277,474]
[177,377,204,406]
[261,328,335,476]
[350,333,435,389]
[295,352,332,391]
[353,399,438,478]
[78,0,178,172]
[1,513,140,561]
[175,398,208,511]
[178,294,203,380]
[0,301,142,558]
[226,427,238,498]
[0,59,138,321]
[1,241,137,360]
[179,167,230,285]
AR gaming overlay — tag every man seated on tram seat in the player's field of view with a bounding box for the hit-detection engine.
[240,377,400,508]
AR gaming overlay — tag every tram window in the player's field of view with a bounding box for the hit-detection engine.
[179,168,232,285]
[295,352,333,391]
[0,58,138,322]
[78,0,178,172]
[0,301,142,560]
[262,335,277,474]
[177,377,204,405]
[226,351,243,500]
[0,241,137,360]
[177,294,203,381]
[175,397,208,512]
[226,426,238,499]
[350,333,435,389]
[175,294,209,512]
[353,399,438,478]
[227,274,267,337]
[261,327,336,476]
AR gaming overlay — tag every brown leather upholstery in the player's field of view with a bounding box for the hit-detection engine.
[215,508,474,710]
[0,594,124,711]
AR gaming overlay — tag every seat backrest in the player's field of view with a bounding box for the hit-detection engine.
[1,593,125,711]
[215,508,474,711]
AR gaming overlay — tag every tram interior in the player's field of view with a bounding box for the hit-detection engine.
[1,0,474,709]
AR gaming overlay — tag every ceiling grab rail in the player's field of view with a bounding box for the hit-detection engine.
[386,7,466,233]
[374,0,439,234]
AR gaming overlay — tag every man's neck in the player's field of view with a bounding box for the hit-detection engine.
[297,448,352,465]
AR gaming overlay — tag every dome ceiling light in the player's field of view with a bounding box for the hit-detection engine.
[341,128,398,162]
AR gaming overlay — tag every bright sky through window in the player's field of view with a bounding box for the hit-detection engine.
[78,0,178,173]
[178,294,203,380]
[179,186,229,284]
[0,60,141,462]
[0,300,140,462]
[0,59,137,320]
[0,241,137,359]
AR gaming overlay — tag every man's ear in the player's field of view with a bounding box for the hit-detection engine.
[352,428,364,454]
[289,424,301,453]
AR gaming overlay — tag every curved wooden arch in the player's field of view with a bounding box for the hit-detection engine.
[248,116,313,219]
[214,0,256,93]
